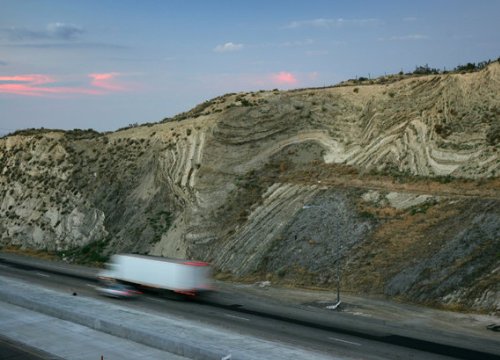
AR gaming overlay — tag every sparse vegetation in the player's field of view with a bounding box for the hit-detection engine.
[1,60,499,313]
[60,238,110,265]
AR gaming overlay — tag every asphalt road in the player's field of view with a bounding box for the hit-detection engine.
[0,335,60,360]
[0,259,465,360]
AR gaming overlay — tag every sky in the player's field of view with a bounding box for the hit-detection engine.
[1,0,499,135]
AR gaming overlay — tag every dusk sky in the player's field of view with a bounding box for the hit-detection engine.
[1,0,499,135]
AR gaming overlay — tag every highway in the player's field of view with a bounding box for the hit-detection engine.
[0,335,59,360]
[0,256,498,360]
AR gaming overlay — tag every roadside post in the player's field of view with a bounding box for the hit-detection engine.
[302,204,342,310]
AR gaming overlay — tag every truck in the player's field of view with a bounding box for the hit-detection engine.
[97,254,213,296]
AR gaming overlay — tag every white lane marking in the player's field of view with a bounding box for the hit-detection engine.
[146,297,163,302]
[223,314,250,321]
[328,337,362,346]
[86,284,96,288]
[35,272,50,277]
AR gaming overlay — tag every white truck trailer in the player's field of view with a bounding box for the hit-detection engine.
[98,254,213,295]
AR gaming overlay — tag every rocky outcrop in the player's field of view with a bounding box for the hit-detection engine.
[1,63,499,313]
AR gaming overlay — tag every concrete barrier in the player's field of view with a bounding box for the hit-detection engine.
[0,275,333,360]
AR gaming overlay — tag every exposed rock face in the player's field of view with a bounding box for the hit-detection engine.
[1,64,499,313]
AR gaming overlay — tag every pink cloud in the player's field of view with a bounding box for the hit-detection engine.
[197,71,310,92]
[0,74,62,96]
[0,72,132,97]
[89,72,127,91]
[271,71,298,85]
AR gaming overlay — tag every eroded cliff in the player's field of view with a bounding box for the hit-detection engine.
[1,63,499,313]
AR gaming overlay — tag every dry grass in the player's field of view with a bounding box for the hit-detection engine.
[342,202,462,293]
[1,245,60,261]
[279,162,500,200]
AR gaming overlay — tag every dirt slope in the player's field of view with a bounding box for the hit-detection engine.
[1,63,499,313]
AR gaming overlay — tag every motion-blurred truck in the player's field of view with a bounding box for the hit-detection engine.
[98,254,213,296]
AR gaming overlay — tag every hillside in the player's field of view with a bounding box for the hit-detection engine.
[1,62,499,313]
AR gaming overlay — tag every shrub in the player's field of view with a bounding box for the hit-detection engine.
[241,98,252,107]
[413,64,439,75]
[455,62,476,72]
[487,121,500,146]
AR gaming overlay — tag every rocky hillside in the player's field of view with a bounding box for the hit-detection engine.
[1,63,499,313]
